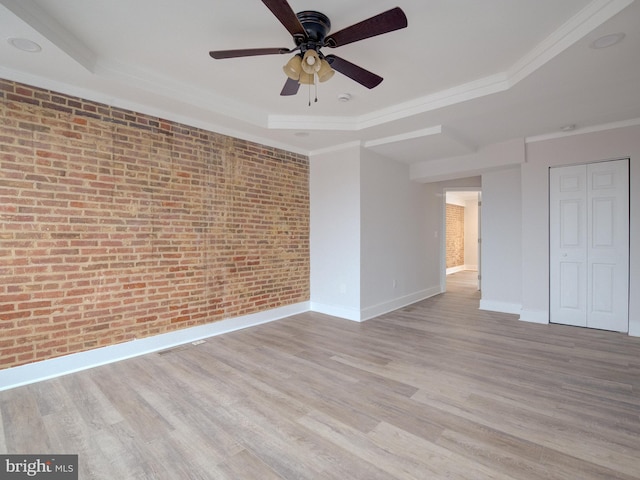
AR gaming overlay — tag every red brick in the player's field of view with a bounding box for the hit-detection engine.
[0,78,310,370]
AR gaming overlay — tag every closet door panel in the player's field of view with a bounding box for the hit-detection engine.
[550,159,629,332]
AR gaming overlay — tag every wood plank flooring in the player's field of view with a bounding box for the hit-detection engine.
[1,271,639,479]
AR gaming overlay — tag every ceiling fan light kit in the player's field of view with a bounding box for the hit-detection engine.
[209,0,407,101]
[283,54,303,80]
[317,59,334,83]
[298,73,315,85]
[301,50,321,75]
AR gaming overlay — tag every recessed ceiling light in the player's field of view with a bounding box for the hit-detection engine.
[7,37,42,53]
[337,93,352,103]
[590,32,625,49]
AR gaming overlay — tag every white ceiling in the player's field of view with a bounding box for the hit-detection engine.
[1,0,639,168]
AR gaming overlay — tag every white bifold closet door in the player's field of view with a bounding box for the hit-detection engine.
[549,159,629,332]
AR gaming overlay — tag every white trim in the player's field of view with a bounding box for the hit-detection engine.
[268,115,357,131]
[0,64,311,157]
[0,0,630,151]
[309,287,442,322]
[363,126,443,148]
[309,302,362,322]
[446,265,467,275]
[0,302,309,392]
[507,0,634,86]
[525,117,640,144]
[519,309,550,324]
[479,300,522,315]
[359,287,442,322]
[267,0,632,133]
[308,141,361,157]
[446,265,479,275]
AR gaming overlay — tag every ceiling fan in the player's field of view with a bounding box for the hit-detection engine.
[209,0,408,97]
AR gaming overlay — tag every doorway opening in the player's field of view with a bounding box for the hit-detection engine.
[443,190,481,292]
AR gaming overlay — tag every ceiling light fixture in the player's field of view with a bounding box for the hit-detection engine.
[283,55,303,79]
[209,5,408,98]
[283,49,334,105]
[7,37,42,53]
[283,50,334,82]
[590,32,625,49]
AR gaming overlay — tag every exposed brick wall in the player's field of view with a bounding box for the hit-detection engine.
[446,203,464,268]
[0,79,309,369]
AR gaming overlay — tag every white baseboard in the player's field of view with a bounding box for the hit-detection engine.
[446,265,478,275]
[0,302,309,392]
[0,298,566,391]
[308,302,362,322]
[479,299,522,315]
[359,287,442,321]
[446,266,466,275]
[519,309,550,324]
[310,286,442,322]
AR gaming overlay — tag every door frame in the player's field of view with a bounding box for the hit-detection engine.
[548,158,630,332]
[441,188,482,292]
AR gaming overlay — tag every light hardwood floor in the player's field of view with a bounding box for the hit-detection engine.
[1,271,639,479]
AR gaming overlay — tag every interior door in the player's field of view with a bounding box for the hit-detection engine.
[550,165,588,327]
[549,159,629,332]
[586,160,629,331]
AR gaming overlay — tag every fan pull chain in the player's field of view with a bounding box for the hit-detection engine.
[306,74,318,107]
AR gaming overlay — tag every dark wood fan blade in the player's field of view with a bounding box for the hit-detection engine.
[262,0,307,41]
[325,55,383,89]
[280,77,300,96]
[325,7,407,48]
[209,47,291,59]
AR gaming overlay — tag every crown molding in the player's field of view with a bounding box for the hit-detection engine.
[508,0,634,85]
[1,0,633,157]
[266,0,632,133]
[363,126,444,148]
[525,117,640,143]
[94,59,269,129]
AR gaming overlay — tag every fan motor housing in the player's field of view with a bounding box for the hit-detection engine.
[296,11,331,45]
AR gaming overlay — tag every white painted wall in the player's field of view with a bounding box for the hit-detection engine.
[311,124,640,337]
[310,146,442,321]
[479,167,522,315]
[309,146,361,320]
[411,139,525,182]
[360,148,439,319]
[522,125,640,336]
